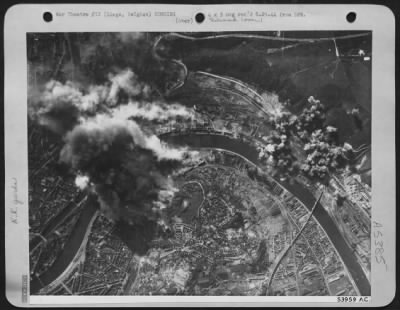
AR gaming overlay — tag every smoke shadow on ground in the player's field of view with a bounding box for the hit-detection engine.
[114,218,158,255]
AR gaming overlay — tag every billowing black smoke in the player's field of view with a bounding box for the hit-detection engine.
[28,81,83,134]
[60,115,185,223]
[58,115,187,253]
[28,33,197,254]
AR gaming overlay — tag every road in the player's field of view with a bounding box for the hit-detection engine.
[30,131,370,296]
[30,195,87,254]
[31,32,371,295]
[160,131,371,296]
[154,34,270,115]
[192,71,270,115]
[266,191,323,294]
[30,195,99,294]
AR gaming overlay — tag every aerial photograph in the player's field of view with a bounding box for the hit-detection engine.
[27,31,371,296]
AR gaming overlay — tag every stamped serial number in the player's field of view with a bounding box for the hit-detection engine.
[337,296,370,303]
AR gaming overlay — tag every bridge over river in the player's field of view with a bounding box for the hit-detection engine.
[30,131,370,296]
[161,131,371,296]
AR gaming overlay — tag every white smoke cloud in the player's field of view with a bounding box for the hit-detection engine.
[107,69,150,105]
[63,113,188,162]
[33,69,153,120]
[110,101,194,122]
[38,80,82,113]
[80,85,109,112]
[265,144,276,153]
[154,175,179,210]
[143,134,187,161]
[31,65,200,231]
[42,80,81,103]
[118,32,145,43]
[75,174,90,189]
[34,68,193,128]
[326,126,338,133]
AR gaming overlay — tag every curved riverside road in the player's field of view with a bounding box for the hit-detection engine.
[30,195,98,294]
[30,195,87,254]
[187,71,270,115]
[30,132,370,296]
[160,132,371,296]
[267,191,324,294]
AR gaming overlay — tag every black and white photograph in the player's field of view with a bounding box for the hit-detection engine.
[26,30,374,297]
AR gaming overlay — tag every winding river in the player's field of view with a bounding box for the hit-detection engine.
[161,132,371,296]
[30,196,98,294]
[31,132,370,296]
[30,32,370,296]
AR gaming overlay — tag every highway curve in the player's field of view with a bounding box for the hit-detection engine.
[30,132,370,296]
[30,195,99,294]
[160,131,371,296]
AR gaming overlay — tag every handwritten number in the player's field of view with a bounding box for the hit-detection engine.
[373,221,382,228]
[373,230,382,238]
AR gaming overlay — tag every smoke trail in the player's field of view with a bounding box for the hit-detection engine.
[59,114,192,228]
[107,69,151,105]
[29,66,196,252]
[29,68,193,135]
[27,33,198,253]
[110,101,194,122]
[28,80,82,134]
[75,174,90,189]
[60,114,188,167]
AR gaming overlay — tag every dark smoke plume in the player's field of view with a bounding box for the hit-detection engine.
[58,115,191,254]
[28,32,198,254]
[60,113,189,226]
